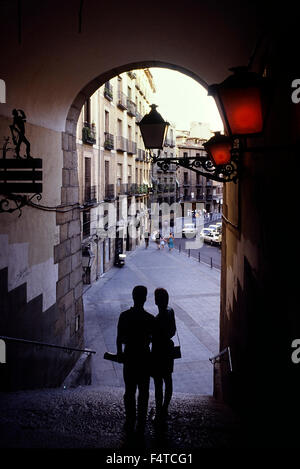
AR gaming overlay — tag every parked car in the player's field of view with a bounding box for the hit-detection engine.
[202,229,222,245]
[208,224,219,233]
[200,227,214,241]
[182,223,197,237]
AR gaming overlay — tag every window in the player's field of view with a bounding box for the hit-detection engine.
[117,164,122,188]
[105,160,109,185]
[84,98,91,124]
[118,76,122,93]
[105,111,109,133]
[118,119,122,136]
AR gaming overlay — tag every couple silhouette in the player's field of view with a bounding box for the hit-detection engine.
[116,285,177,435]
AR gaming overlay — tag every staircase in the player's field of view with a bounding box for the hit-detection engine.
[0,385,242,449]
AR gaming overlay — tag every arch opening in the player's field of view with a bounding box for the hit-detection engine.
[60,62,224,398]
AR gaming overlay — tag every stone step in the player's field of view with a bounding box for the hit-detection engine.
[0,385,241,449]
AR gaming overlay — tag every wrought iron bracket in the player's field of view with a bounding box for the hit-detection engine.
[0,110,43,216]
[0,193,42,217]
[151,149,239,183]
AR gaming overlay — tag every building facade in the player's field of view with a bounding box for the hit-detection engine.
[176,125,223,215]
[151,124,178,205]
[76,69,155,284]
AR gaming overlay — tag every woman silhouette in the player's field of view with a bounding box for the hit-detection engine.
[151,288,176,424]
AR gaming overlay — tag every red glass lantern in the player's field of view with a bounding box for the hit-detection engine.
[203,132,232,166]
[138,104,169,149]
[208,67,268,137]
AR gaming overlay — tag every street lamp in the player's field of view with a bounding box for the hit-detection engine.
[203,131,232,166]
[137,104,169,150]
[208,66,269,137]
[82,246,95,284]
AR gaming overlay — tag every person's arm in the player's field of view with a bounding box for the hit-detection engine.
[116,316,124,360]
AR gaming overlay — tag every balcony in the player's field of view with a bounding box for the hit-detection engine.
[135,111,142,123]
[179,185,206,201]
[117,91,127,110]
[104,82,113,101]
[116,136,127,152]
[136,148,145,161]
[164,138,175,148]
[127,99,136,117]
[104,133,114,150]
[104,184,115,200]
[129,183,148,196]
[84,185,97,204]
[82,123,96,145]
[127,140,137,154]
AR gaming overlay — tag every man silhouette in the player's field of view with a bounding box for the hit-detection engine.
[117,285,154,434]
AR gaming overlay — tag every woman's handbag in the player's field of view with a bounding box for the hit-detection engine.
[172,331,182,359]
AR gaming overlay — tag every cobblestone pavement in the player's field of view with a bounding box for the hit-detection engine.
[0,385,242,449]
[84,240,220,396]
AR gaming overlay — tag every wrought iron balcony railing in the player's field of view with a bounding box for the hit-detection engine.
[104,184,115,200]
[135,148,145,161]
[155,183,176,193]
[179,185,206,201]
[82,122,96,145]
[116,136,128,152]
[104,82,113,101]
[104,133,114,150]
[84,185,97,203]
[127,140,137,154]
[117,91,127,110]
[127,99,136,117]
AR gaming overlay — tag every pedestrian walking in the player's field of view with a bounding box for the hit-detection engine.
[160,236,166,249]
[167,232,174,252]
[144,230,150,249]
[117,285,155,434]
[154,231,161,250]
[151,288,177,425]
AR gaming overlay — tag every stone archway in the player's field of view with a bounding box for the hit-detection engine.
[56,61,212,363]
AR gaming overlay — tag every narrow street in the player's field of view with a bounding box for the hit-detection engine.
[84,238,220,395]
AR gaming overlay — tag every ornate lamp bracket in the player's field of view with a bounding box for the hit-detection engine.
[150,149,240,183]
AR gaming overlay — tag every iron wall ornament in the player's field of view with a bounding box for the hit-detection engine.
[0,110,43,215]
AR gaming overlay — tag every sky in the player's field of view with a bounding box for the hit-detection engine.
[149,67,223,134]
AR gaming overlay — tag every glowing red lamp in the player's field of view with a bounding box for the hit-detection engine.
[208,67,268,137]
[203,132,232,166]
